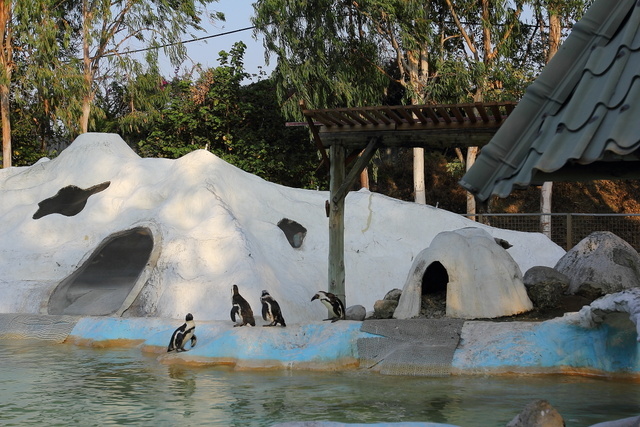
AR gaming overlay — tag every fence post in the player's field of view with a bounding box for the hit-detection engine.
[566,213,572,251]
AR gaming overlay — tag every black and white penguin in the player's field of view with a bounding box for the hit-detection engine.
[311,291,345,322]
[260,290,286,327]
[167,313,197,352]
[231,284,256,327]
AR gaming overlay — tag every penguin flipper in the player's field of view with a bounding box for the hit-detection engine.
[261,303,269,321]
[231,306,239,322]
[167,324,186,352]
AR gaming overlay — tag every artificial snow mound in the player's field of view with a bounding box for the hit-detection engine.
[0,133,564,324]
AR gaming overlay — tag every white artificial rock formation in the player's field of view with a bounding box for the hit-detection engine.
[0,133,563,324]
[394,228,534,319]
[573,288,640,341]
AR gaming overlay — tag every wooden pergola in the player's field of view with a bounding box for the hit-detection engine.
[300,101,518,306]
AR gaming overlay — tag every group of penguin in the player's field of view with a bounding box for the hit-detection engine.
[167,286,346,352]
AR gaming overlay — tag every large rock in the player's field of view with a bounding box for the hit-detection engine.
[523,266,569,310]
[373,300,398,319]
[394,227,533,319]
[555,231,640,296]
[506,399,564,427]
[345,305,366,321]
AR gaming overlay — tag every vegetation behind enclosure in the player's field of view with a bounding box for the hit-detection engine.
[9,0,639,212]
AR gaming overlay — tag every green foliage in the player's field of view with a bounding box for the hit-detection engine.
[113,43,324,189]
[253,0,388,118]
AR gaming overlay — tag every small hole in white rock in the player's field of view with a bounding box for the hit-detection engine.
[277,218,307,248]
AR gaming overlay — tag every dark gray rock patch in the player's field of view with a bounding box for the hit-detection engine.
[33,181,110,219]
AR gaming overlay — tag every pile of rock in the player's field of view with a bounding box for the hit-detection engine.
[524,231,640,316]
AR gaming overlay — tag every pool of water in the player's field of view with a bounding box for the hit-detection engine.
[0,341,638,426]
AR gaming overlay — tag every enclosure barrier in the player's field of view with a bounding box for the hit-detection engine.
[463,213,640,251]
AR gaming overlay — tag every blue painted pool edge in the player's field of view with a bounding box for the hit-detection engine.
[67,316,640,376]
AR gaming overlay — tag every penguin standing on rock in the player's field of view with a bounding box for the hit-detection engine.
[167,313,197,352]
[311,291,345,322]
[231,284,256,327]
[261,290,286,327]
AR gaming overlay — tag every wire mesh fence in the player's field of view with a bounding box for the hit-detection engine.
[463,213,640,251]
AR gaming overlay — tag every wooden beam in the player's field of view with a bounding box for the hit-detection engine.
[328,143,346,308]
[317,128,499,150]
[305,116,330,169]
[333,137,381,204]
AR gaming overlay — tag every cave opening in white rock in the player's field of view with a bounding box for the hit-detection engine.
[48,227,154,316]
[422,261,449,294]
[421,261,449,316]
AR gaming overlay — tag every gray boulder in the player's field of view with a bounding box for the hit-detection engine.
[373,299,398,319]
[555,231,640,296]
[345,305,366,321]
[523,266,569,309]
[384,288,402,302]
[506,399,564,427]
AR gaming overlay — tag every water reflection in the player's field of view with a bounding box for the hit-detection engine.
[0,341,638,426]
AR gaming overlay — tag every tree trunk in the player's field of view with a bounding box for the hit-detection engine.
[1,83,10,168]
[413,147,426,204]
[540,9,561,236]
[360,167,369,189]
[466,146,478,218]
[80,1,93,134]
[0,0,11,168]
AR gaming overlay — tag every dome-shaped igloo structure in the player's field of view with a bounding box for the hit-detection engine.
[394,227,533,319]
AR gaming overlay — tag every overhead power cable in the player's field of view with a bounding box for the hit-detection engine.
[105,25,256,58]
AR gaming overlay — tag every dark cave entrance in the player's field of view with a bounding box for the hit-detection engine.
[48,227,154,316]
[420,261,449,317]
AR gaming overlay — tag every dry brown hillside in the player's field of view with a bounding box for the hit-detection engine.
[369,148,640,215]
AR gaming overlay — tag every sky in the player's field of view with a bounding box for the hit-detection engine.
[157,0,275,81]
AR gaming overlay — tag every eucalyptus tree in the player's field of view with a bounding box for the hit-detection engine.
[0,0,77,167]
[252,0,388,117]
[76,0,223,133]
[12,0,83,152]
[253,0,439,203]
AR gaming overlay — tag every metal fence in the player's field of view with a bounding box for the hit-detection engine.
[463,213,640,251]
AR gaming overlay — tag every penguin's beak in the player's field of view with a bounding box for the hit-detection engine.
[311,294,318,302]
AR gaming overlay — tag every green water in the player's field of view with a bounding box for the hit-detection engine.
[0,341,637,426]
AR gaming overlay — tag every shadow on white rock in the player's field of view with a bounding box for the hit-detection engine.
[394,228,533,319]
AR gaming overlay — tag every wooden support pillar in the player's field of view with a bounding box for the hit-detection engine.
[328,143,346,307]
[327,137,380,311]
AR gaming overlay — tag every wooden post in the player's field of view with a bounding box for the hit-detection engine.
[328,143,346,308]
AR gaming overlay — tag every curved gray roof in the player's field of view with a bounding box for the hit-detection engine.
[460,0,640,201]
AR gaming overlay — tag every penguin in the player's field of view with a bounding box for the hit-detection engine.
[231,284,256,327]
[311,291,345,322]
[260,290,286,327]
[167,313,197,352]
